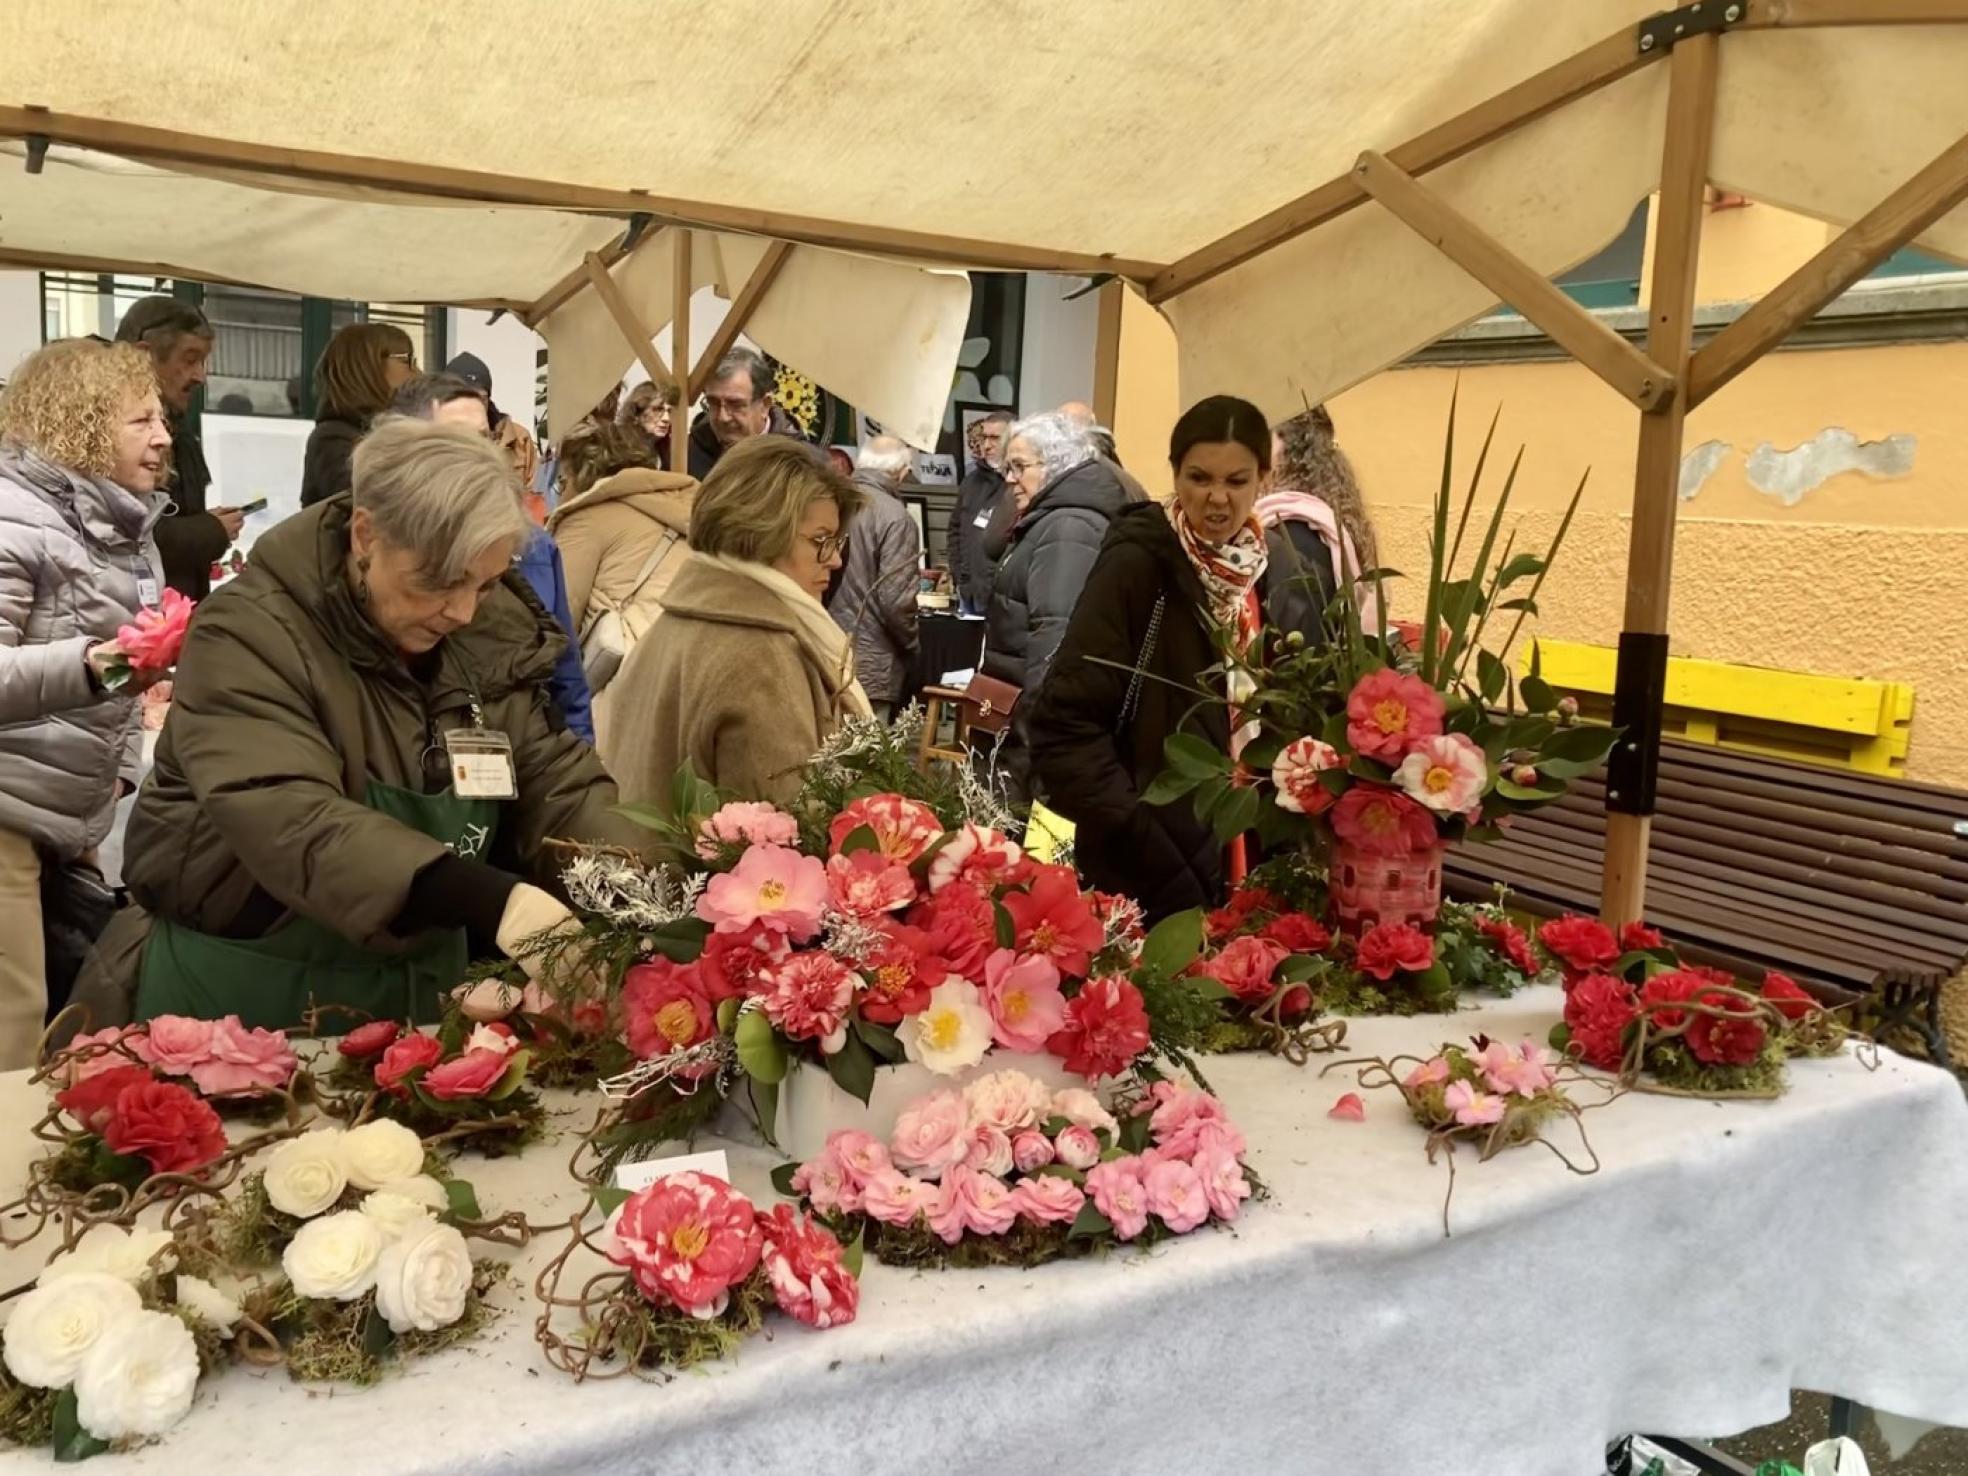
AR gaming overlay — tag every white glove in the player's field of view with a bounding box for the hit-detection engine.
[494,884,586,984]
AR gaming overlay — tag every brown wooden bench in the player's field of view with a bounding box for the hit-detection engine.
[1446,737,1968,1064]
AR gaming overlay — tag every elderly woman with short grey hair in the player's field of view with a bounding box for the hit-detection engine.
[108,416,644,1029]
[977,410,1140,802]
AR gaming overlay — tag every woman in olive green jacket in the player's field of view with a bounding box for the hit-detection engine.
[104,417,645,1030]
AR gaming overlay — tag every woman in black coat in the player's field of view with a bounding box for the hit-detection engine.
[300,323,417,507]
[1027,396,1274,920]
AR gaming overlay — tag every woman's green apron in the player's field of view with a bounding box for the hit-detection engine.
[135,781,499,1030]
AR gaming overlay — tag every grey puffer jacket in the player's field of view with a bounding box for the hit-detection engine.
[826,470,921,704]
[0,447,163,857]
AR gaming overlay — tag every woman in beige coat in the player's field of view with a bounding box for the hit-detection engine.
[607,437,868,807]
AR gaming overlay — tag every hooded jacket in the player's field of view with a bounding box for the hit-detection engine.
[121,495,640,954]
[826,469,921,705]
[0,447,163,856]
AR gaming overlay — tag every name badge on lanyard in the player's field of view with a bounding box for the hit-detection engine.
[133,555,160,609]
[443,728,518,800]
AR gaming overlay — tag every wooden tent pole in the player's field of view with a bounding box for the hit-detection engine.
[671,231,694,473]
[688,241,792,403]
[1600,33,1721,927]
[583,248,671,389]
[1091,280,1124,427]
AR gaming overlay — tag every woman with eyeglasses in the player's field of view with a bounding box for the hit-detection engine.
[300,323,419,508]
[617,380,682,470]
[607,436,869,806]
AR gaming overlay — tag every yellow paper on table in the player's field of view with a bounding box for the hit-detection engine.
[1025,802,1075,865]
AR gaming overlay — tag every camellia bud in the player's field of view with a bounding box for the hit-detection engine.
[1512,764,1540,786]
[1557,695,1580,720]
[1284,630,1306,650]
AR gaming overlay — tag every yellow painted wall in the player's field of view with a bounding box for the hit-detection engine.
[1111,285,1179,499]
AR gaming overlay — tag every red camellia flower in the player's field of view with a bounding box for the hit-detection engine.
[101,1079,227,1175]
[1760,971,1820,1021]
[905,880,998,981]
[622,959,717,1063]
[338,1020,401,1060]
[1564,974,1639,1069]
[1619,922,1666,953]
[827,793,942,864]
[55,1065,155,1136]
[1046,976,1152,1080]
[1204,886,1286,941]
[1638,969,1709,1031]
[824,850,918,917]
[374,1032,445,1093]
[1002,865,1103,978]
[1354,922,1435,981]
[1686,989,1768,1066]
[697,925,789,1003]
[422,1048,511,1100]
[758,1203,860,1329]
[1476,917,1540,977]
[1261,912,1332,955]
[1538,915,1621,979]
[605,1171,763,1319]
[858,921,947,1025]
[1329,784,1439,858]
[1344,667,1446,763]
[1195,935,1291,1002]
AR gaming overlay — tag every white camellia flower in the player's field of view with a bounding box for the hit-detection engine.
[263,1129,349,1218]
[898,977,994,1076]
[36,1224,175,1287]
[373,1220,474,1334]
[174,1275,242,1335]
[282,1211,386,1301]
[375,1174,449,1212]
[340,1119,425,1192]
[2,1273,141,1389]
[360,1189,437,1240]
[72,1309,199,1441]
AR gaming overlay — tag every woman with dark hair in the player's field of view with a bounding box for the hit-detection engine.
[1027,395,1274,920]
[617,380,682,469]
[300,323,417,507]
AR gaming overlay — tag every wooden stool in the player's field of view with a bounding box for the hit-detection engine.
[917,685,973,771]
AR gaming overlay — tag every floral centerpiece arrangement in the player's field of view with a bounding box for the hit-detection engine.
[1539,914,1846,1097]
[773,1069,1261,1270]
[533,1171,857,1380]
[319,1013,542,1155]
[1146,396,1618,954]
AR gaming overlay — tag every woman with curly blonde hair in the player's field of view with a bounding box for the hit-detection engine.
[0,339,171,1065]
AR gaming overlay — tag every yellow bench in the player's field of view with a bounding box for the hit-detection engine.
[1520,639,1915,777]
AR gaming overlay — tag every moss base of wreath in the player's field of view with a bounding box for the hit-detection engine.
[0,1366,57,1448]
[859,1216,1099,1271]
[1647,1037,1788,1096]
[586,1266,775,1374]
[42,1136,153,1196]
[331,1088,546,1158]
[1315,971,1460,1018]
[252,1261,506,1386]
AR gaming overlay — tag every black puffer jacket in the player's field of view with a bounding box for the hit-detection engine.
[1028,503,1228,921]
[300,414,365,508]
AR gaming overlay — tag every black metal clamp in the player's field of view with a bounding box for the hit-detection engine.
[23,134,47,174]
[1638,0,1746,54]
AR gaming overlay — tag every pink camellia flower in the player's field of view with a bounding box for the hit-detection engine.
[756,952,857,1052]
[791,1142,859,1216]
[375,1031,444,1092]
[825,850,918,917]
[963,1069,1051,1134]
[695,801,800,862]
[828,794,943,864]
[1049,1087,1118,1136]
[1345,667,1446,762]
[1394,731,1489,817]
[1053,1124,1102,1171]
[1443,1078,1506,1127]
[1190,1117,1249,1162]
[981,949,1068,1054]
[697,845,829,942]
[928,1164,1021,1244]
[1003,865,1104,978]
[1194,934,1290,1004]
[421,1047,512,1101]
[604,1171,762,1320]
[1329,783,1440,858]
[963,1124,1015,1177]
[1328,1093,1367,1123]
[621,959,717,1068]
[1143,1156,1211,1233]
[1403,1055,1451,1090]
[758,1203,860,1329]
[826,1130,892,1191]
[925,822,1025,894]
[189,1016,297,1096]
[1084,1157,1151,1240]
[1012,1130,1056,1173]
[1147,1082,1231,1159]
[115,588,195,672]
[1273,736,1344,816]
[1194,1144,1251,1221]
[860,1169,941,1228]
[452,979,524,1022]
[338,1020,401,1060]
[127,1015,213,1076]
[889,1089,970,1174]
[57,1026,144,1086]
[1355,922,1435,982]
[1478,1039,1556,1098]
[1011,1174,1086,1226]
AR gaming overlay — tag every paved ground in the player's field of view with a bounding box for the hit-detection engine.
[1715,1393,1968,1473]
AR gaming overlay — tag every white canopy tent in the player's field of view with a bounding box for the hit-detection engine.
[2,0,1965,917]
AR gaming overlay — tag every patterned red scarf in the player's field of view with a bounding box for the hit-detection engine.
[1166,502,1268,636]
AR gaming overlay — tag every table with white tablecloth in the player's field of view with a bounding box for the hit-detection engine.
[4,987,1966,1476]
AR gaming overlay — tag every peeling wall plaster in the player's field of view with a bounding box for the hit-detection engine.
[1744,428,1917,507]
[1678,439,1732,501]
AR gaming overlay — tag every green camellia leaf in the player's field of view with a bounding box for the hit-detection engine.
[1495,777,1564,802]
[1067,1199,1114,1242]
[748,1077,781,1147]
[1186,975,1233,1002]
[1165,732,1232,779]
[592,1184,632,1216]
[993,900,1017,950]
[1321,709,1352,751]
[1239,734,1283,773]
[1413,961,1456,1000]
[769,1162,801,1198]
[824,1031,878,1106]
[852,1016,906,1064]
[734,1009,789,1085]
[1541,723,1621,765]
[614,802,674,834]
[1477,648,1509,705]
[842,1228,866,1279]
[437,1017,466,1056]
[715,997,741,1034]
[443,1178,483,1222]
[360,1303,396,1360]
[52,1387,109,1463]
[1210,783,1261,843]
[486,1049,531,1101]
[1520,675,1557,713]
[1141,770,1202,807]
[838,824,882,856]
[1139,908,1205,977]
[1277,953,1329,985]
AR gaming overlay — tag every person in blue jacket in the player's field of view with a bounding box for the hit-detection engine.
[387,374,595,743]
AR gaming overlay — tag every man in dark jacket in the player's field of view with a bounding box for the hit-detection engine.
[687,346,807,478]
[115,298,244,599]
[827,437,921,720]
[951,409,1012,615]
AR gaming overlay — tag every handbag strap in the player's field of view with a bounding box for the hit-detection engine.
[580,531,678,639]
[1119,593,1166,727]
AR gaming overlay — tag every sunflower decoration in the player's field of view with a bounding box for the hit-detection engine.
[773,364,823,439]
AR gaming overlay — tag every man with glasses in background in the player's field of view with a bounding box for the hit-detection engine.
[685,345,808,479]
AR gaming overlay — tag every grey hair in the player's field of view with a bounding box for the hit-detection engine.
[388,371,485,421]
[856,435,913,478]
[706,346,774,401]
[351,417,530,588]
[113,295,214,357]
[1006,411,1096,485]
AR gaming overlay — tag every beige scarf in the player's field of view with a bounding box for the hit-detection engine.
[697,552,874,719]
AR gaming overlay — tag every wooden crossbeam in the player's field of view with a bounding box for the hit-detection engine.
[1741,0,1968,25]
[583,248,671,389]
[1354,152,1675,410]
[0,105,1163,281]
[1688,128,1968,407]
[523,234,633,328]
[687,241,792,402]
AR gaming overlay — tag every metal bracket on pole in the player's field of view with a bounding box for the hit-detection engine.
[1606,632,1671,815]
[620,212,655,253]
[23,134,46,173]
[1638,0,1744,54]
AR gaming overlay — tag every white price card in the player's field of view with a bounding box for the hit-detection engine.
[612,1148,733,1192]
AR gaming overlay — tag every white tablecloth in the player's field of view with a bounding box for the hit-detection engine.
[4,987,1967,1476]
